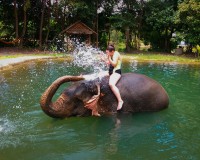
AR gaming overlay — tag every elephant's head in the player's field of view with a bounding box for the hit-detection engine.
[40,75,101,118]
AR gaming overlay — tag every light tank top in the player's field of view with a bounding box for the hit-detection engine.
[113,51,122,72]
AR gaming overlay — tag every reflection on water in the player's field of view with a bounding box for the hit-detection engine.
[0,59,200,160]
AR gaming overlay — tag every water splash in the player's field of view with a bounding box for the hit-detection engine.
[0,117,23,149]
[71,44,108,79]
[0,118,16,134]
[52,37,108,78]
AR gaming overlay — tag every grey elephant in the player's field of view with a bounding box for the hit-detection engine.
[40,73,169,118]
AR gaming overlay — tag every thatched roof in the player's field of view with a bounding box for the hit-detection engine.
[61,21,97,35]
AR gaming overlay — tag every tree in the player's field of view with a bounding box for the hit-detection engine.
[20,0,31,46]
[39,0,46,48]
[14,0,19,39]
[1,0,198,53]
[142,0,179,52]
[175,0,200,48]
[109,0,146,52]
[97,0,119,48]
[0,0,16,40]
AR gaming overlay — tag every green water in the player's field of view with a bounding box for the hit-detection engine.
[0,59,200,160]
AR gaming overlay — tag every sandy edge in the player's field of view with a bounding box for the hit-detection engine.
[0,56,53,70]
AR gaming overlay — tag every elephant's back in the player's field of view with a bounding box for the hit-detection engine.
[118,73,169,112]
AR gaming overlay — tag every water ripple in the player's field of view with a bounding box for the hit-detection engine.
[0,57,200,159]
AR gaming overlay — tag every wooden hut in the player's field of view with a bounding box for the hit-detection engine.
[61,21,98,47]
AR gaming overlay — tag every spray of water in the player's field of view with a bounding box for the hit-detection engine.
[71,43,108,80]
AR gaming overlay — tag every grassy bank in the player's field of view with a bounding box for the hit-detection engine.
[123,53,200,64]
[0,53,64,60]
[0,51,199,64]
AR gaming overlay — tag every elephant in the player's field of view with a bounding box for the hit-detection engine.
[40,73,169,118]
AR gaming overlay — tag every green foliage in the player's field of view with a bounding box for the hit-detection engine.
[117,42,126,52]
[99,32,108,50]
[108,0,144,51]
[24,0,31,11]
[142,0,179,52]
[0,21,7,37]
[110,30,125,51]
[0,0,199,54]
[175,0,200,46]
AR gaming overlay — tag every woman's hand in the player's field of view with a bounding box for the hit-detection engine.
[106,50,110,56]
[108,51,118,67]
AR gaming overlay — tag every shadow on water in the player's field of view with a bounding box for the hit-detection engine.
[0,48,200,159]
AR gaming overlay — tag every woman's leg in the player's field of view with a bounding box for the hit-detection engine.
[109,73,124,110]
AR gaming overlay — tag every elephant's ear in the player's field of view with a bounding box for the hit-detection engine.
[74,83,93,102]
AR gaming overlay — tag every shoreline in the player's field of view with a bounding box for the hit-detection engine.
[0,56,53,70]
[0,54,200,71]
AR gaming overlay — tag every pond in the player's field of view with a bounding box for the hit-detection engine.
[0,58,200,160]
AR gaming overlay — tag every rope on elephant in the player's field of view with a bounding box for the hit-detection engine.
[84,83,101,116]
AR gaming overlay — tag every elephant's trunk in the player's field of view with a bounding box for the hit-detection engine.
[40,75,84,118]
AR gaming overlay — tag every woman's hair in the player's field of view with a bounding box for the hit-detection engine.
[107,44,115,52]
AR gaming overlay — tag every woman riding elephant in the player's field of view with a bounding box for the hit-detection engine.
[105,45,124,111]
[40,72,169,118]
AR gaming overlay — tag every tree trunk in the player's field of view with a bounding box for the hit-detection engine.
[39,0,46,49]
[20,0,30,47]
[168,28,174,52]
[125,26,131,52]
[137,33,141,50]
[14,0,19,39]
[20,3,27,46]
[45,0,51,43]
[55,0,58,23]
[164,27,168,52]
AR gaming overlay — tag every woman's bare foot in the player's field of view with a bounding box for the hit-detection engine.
[117,101,124,110]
